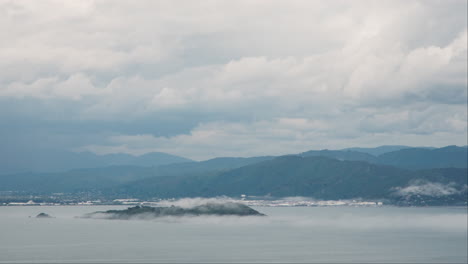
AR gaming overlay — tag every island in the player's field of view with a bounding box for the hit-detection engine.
[36,213,53,218]
[82,202,266,219]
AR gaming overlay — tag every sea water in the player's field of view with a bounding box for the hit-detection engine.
[0,206,466,263]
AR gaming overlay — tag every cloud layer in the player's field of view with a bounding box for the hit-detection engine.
[394,181,467,197]
[1,0,466,159]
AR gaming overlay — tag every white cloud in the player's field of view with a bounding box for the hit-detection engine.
[79,119,334,159]
[79,115,466,160]
[0,0,466,158]
[0,73,107,100]
[394,182,467,197]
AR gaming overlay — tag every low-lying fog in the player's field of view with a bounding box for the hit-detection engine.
[1,198,466,263]
[3,197,467,231]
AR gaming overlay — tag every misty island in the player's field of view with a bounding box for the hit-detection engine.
[36,213,53,218]
[82,202,265,219]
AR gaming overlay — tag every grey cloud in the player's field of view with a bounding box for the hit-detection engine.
[0,1,466,159]
[359,104,467,134]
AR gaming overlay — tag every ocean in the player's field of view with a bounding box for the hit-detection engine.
[1,205,466,263]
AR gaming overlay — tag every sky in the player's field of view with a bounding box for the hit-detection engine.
[1,0,467,160]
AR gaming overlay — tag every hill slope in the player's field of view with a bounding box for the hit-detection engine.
[0,156,273,194]
[300,150,377,163]
[299,146,467,170]
[342,145,412,156]
[117,156,467,205]
[1,147,466,205]
[377,146,468,169]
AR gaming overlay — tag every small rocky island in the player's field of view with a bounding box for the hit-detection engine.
[36,213,53,218]
[82,202,265,219]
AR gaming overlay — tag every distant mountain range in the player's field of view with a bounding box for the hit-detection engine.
[1,146,466,205]
[114,155,467,204]
[301,145,467,170]
[0,151,192,175]
[341,145,425,156]
[376,146,467,170]
[0,156,274,194]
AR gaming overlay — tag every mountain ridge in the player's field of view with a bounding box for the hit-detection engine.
[1,146,466,206]
[113,155,467,205]
[0,150,193,175]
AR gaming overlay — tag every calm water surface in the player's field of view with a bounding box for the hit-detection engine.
[0,206,466,263]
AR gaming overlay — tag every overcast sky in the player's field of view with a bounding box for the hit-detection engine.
[1,0,467,160]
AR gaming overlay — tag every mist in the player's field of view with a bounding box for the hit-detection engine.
[394,181,467,197]
[2,203,466,263]
[62,198,467,232]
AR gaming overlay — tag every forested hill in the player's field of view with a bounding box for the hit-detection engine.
[115,156,467,205]
[300,145,467,170]
[1,146,466,206]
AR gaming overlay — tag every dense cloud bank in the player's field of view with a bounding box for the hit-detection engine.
[1,1,466,159]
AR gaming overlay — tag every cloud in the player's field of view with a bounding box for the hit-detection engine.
[0,0,466,159]
[79,116,466,160]
[76,197,467,231]
[394,181,467,197]
[0,73,107,100]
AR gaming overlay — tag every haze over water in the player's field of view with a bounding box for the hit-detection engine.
[1,1,467,263]
[1,205,466,263]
